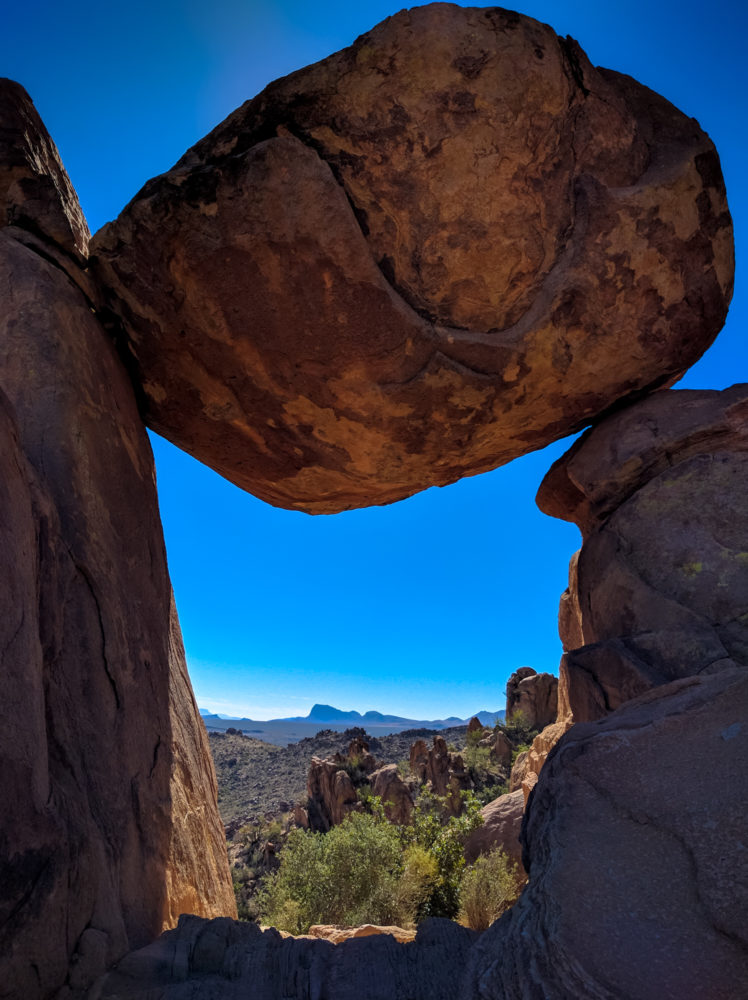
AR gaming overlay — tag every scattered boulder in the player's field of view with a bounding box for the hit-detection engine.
[467,716,484,735]
[462,668,748,999]
[370,764,415,825]
[463,790,525,872]
[306,757,361,832]
[505,667,558,730]
[90,4,732,514]
[491,729,514,768]
[538,384,748,722]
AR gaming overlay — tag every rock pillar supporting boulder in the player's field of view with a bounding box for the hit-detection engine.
[462,668,748,999]
[538,384,748,722]
[0,82,235,997]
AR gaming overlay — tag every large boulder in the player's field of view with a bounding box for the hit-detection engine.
[90,4,732,514]
[370,764,415,825]
[538,384,748,722]
[463,790,525,871]
[0,82,235,998]
[461,668,748,999]
[505,667,558,729]
[409,734,472,815]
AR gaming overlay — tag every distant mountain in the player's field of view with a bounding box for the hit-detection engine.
[197,703,505,745]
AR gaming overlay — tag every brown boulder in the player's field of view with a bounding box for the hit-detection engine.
[505,667,558,730]
[463,790,525,871]
[308,924,416,945]
[467,716,484,735]
[538,384,748,722]
[491,729,514,768]
[462,668,748,999]
[91,5,732,514]
[0,85,234,997]
[306,756,362,832]
[370,764,415,825]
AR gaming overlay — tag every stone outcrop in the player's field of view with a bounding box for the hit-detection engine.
[462,668,748,999]
[505,667,558,730]
[98,914,480,999]
[518,720,573,805]
[90,4,732,514]
[538,384,748,722]
[409,735,472,815]
[307,924,416,945]
[463,790,525,872]
[0,82,234,998]
[306,737,379,831]
[370,764,415,825]
[489,729,513,767]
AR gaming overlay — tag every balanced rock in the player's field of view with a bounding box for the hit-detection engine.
[91,4,732,513]
[505,667,558,730]
[462,668,748,999]
[538,384,748,722]
[0,82,234,998]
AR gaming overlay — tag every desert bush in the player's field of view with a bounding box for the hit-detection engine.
[258,812,408,933]
[458,848,524,931]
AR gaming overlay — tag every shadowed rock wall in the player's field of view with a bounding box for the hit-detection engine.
[538,384,748,722]
[0,82,235,998]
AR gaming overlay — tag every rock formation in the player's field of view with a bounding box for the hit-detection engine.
[1,2,743,995]
[409,735,472,815]
[505,667,558,729]
[462,668,748,999]
[98,914,480,999]
[463,790,525,872]
[370,764,415,825]
[538,384,748,722]
[0,81,234,998]
[90,4,732,514]
[306,737,378,831]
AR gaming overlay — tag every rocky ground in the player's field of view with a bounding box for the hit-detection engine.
[209,724,469,827]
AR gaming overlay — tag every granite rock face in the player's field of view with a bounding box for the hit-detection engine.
[0,82,234,998]
[409,735,472,815]
[538,384,748,722]
[462,668,748,999]
[91,4,732,513]
[370,764,415,825]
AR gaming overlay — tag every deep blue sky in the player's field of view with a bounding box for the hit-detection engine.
[4,1,745,719]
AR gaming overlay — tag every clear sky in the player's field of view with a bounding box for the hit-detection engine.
[3,1,746,720]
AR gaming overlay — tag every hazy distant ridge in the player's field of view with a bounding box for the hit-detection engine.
[198,703,505,745]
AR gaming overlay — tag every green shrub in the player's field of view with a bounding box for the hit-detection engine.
[458,848,524,931]
[258,812,408,933]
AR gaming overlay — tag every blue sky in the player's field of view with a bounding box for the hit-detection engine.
[4,1,746,719]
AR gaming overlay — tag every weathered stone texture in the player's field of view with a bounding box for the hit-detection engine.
[91,4,732,513]
[538,384,748,722]
[370,764,415,825]
[0,83,234,998]
[98,914,480,999]
[462,668,748,999]
[463,790,525,871]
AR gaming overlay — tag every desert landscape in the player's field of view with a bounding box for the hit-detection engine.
[1,3,746,998]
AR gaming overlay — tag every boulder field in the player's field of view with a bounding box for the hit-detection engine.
[0,3,745,997]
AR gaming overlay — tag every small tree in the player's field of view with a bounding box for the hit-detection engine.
[459,848,524,931]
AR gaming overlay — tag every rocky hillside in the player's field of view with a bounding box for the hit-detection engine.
[209,725,469,827]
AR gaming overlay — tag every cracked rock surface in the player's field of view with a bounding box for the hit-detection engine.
[0,81,235,999]
[91,3,733,513]
[461,667,748,1000]
[538,384,748,722]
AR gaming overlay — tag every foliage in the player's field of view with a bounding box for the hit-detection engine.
[458,848,524,931]
[257,812,408,933]
[500,710,539,746]
[257,788,488,932]
[403,789,484,919]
